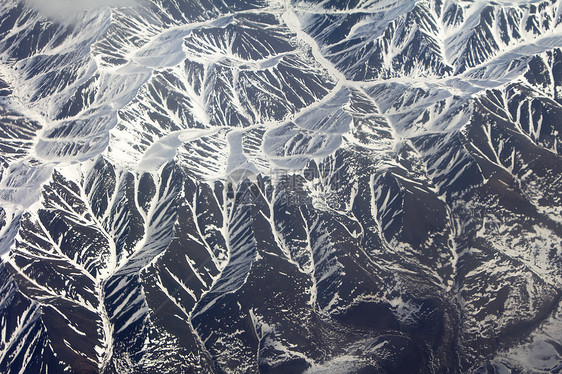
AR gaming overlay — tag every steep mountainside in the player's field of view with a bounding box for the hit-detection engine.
[0,0,561,372]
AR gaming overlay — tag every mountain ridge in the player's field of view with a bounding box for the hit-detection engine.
[0,0,561,372]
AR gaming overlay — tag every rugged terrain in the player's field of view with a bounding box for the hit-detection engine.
[0,0,561,372]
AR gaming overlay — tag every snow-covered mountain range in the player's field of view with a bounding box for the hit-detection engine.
[0,0,561,372]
